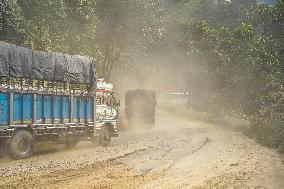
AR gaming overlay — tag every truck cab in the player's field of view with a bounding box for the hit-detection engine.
[95,78,119,146]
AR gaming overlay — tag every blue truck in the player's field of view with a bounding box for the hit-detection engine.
[0,42,118,159]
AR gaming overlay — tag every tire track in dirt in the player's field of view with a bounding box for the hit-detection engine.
[0,160,145,189]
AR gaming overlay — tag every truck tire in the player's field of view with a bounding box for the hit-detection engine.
[8,130,34,159]
[100,127,111,147]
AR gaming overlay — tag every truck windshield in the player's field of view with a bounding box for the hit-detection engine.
[97,94,115,106]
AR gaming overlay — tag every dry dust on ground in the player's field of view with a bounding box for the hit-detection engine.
[0,110,283,189]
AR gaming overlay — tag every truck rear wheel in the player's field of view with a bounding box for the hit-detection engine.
[8,130,34,159]
[100,127,111,147]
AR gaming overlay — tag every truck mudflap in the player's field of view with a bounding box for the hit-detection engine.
[0,140,7,157]
[0,127,14,138]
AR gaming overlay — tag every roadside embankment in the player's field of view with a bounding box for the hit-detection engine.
[158,101,284,155]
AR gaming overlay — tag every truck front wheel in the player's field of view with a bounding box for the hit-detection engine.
[8,130,34,159]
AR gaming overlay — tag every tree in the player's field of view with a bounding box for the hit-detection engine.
[95,0,133,80]
[0,0,24,44]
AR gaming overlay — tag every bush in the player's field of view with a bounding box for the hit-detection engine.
[278,140,284,154]
[250,117,284,150]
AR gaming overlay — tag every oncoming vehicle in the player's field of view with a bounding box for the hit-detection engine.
[125,89,156,128]
[0,42,116,159]
[95,78,120,146]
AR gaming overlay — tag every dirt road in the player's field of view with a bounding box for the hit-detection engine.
[0,111,283,189]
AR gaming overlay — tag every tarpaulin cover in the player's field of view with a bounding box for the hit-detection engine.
[0,42,10,77]
[0,41,96,84]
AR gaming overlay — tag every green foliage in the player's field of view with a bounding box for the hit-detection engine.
[0,0,102,72]
[250,116,284,149]
[179,19,281,116]
[0,0,25,43]
[279,140,284,153]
